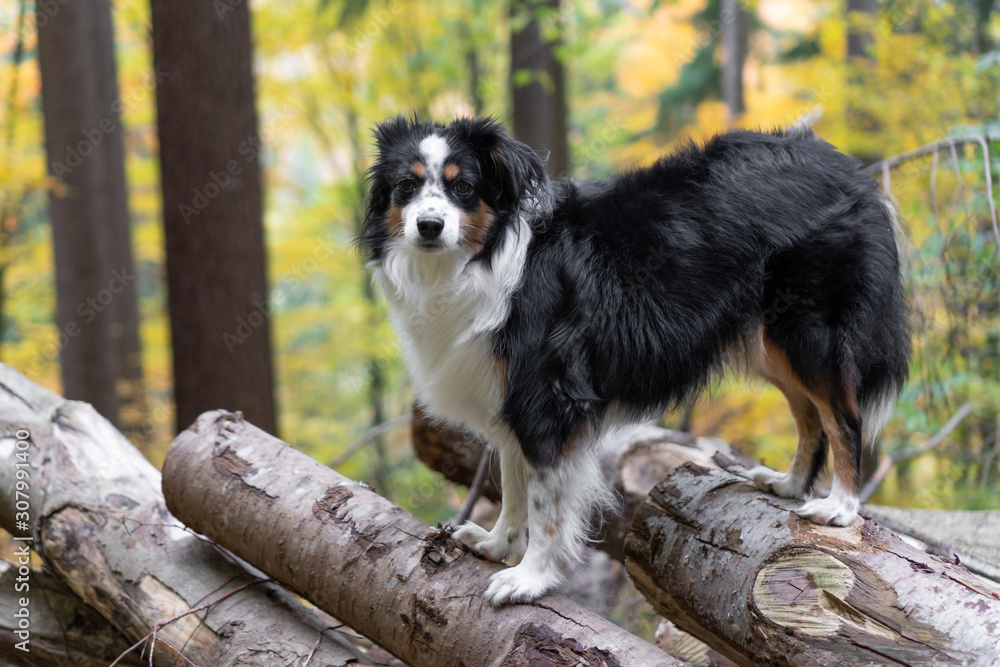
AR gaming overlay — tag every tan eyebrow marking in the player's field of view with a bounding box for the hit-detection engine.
[444,163,460,180]
[410,162,425,178]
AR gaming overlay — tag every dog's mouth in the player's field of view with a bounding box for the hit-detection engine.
[414,240,446,251]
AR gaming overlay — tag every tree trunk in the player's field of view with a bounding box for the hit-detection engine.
[720,0,747,121]
[150,0,277,436]
[36,0,144,430]
[0,364,366,666]
[625,459,1000,666]
[163,409,687,667]
[846,0,878,59]
[511,0,570,177]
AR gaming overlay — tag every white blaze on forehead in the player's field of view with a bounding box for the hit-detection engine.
[419,134,450,180]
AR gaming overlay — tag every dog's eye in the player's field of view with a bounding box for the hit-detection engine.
[453,181,473,196]
[397,178,416,194]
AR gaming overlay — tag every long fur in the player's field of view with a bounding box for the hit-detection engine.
[360,116,910,605]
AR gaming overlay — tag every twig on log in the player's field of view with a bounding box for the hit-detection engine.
[625,461,1000,666]
[331,413,413,468]
[163,410,687,667]
[0,363,368,666]
[451,442,493,527]
[109,579,268,667]
[859,402,972,502]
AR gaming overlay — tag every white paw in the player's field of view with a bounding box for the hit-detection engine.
[747,465,807,499]
[484,564,559,606]
[796,495,860,526]
[452,522,526,563]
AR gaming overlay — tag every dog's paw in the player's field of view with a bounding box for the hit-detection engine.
[795,495,860,527]
[452,522,525,563]
[484,565,558,606]
[747,466,807,500]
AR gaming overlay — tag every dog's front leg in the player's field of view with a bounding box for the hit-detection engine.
[452,441,529,563]
[483,446,608,605]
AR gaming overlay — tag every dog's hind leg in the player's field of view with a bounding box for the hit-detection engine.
[483,444,611,605]
[748,390,826,500]
[795,386,863,526]
[452,437,530,564]
[747,335,828,499]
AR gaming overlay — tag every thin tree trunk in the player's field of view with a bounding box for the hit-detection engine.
[150,0,277,435]
[720,0,747,121]
[37,0,143,430]
[511,0,570,177]
[625,459,1000,666]
[846,0,878,59]
[0,364,367,666]
[163,409,687,667]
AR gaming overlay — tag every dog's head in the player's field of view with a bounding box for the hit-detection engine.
[361,116,552,264]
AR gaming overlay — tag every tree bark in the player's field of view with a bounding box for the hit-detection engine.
[36,0,144,430]
[511,0,570,177]
[163,409,687,667]
[864,505,1000,584]
[150,0,277,435]
[0,562,142,666]
[625,459,1000,666]
[0,364,366,666]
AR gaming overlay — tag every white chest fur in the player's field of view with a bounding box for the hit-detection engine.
[374,223,531,439]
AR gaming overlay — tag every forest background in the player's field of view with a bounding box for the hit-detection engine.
[1,0,999,544]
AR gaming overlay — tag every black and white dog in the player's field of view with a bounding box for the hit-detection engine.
[360,116,909,605]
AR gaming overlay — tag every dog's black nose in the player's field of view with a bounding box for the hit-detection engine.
[417,216,444,239]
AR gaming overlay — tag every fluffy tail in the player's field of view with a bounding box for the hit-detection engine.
[857,198,910,446]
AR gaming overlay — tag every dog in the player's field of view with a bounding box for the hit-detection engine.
[359,115,910,605]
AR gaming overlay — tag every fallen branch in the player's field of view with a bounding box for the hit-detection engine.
[625,457,1000,666]
[861,134,1000,175]
[162,410,687,667]
[0,363,368,666]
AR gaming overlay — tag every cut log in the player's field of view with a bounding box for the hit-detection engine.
[163,409,688,667]
[0,363,368,666]
[864,505,1000,584]
[625,459,1000,666]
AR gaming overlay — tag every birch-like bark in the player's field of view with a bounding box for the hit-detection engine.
[163,409,686,667]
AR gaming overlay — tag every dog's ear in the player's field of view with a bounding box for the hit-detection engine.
[360,117,412,263]
[371,115,412,155]
[454,117,553,222]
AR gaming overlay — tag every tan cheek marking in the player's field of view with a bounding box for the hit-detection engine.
[444,163,460,180]
[387,204,404,238]
[410,162,425,178]
[459,201,495,253]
